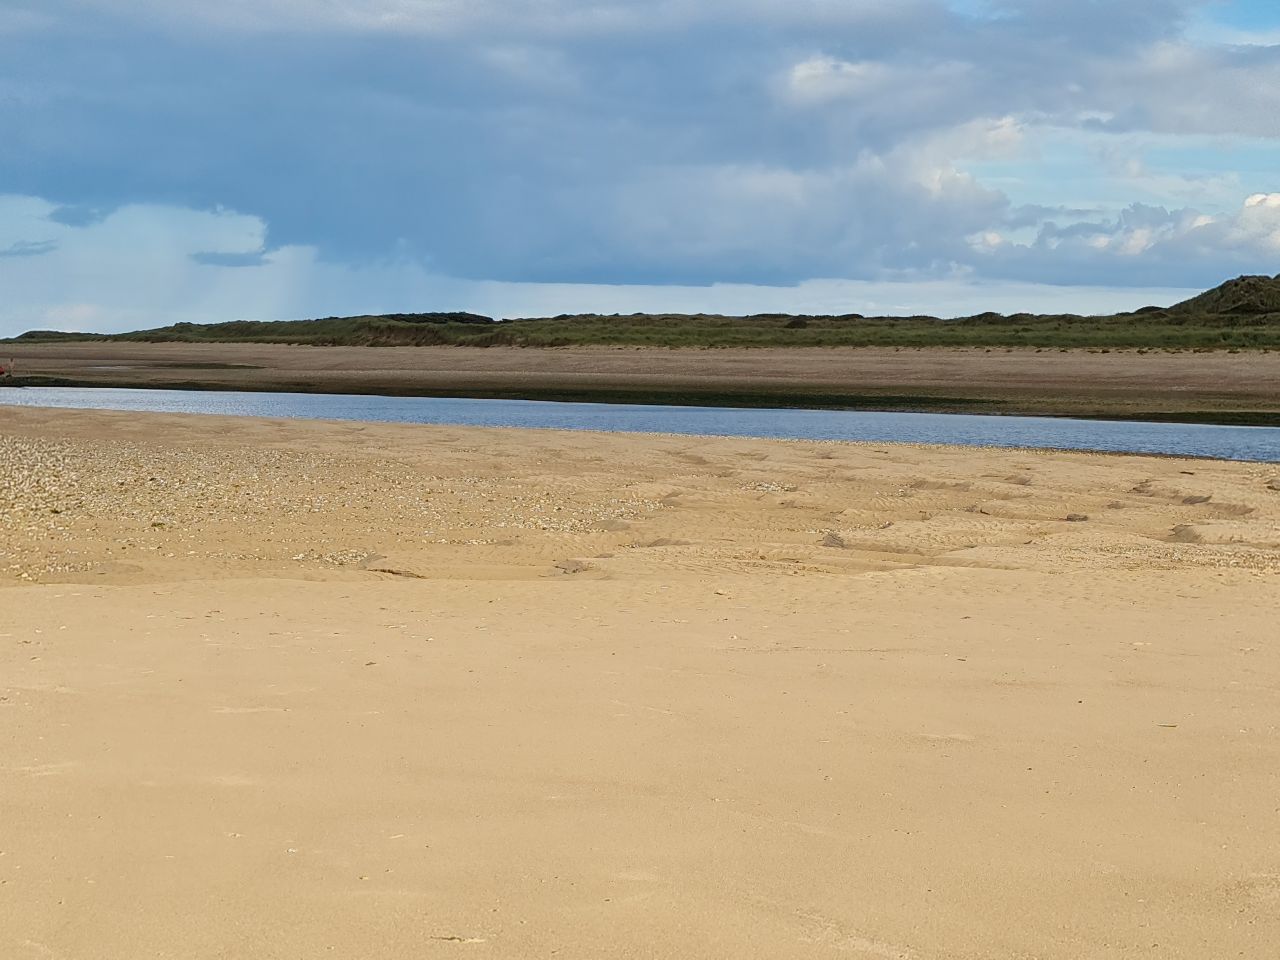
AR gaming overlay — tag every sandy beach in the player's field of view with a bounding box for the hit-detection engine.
[3,405,1280,959]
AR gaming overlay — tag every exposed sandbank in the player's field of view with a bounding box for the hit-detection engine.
[6,340,1280,423]
[3,407,1280,958]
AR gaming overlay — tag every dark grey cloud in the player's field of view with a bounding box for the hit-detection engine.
[47,204,113,227]
[0,239,58,258]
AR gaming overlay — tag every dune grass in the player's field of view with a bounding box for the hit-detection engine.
[10,276,1280,350]
[11,310,1278,350]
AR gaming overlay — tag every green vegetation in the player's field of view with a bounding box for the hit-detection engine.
[10,276,1280,350]
[1168,274,1280,316]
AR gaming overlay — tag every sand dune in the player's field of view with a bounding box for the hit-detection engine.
[3,407,1279,958]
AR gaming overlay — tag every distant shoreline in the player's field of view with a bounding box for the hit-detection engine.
[7,273,1280,350]
[4,339,1280,427]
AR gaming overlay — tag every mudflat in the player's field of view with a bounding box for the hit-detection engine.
[7,340,1280,421]
[3,406,1280,959]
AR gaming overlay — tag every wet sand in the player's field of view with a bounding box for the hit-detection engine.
[3,406,1280,958]
[7,340,1280,421]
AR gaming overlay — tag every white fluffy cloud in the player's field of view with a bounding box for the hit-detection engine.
[1046,193,1280,258]
[784,55,976,111]
[957,192,1280,288]
[786,57,893,103]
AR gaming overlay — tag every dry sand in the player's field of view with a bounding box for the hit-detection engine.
[3,406,1280,959]
[9,340,1280,420]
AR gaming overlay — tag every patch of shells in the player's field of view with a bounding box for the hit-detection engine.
[1,436,80,577]
[0,433,662,581]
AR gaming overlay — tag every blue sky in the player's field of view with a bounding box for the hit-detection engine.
[1198,0,1280,30]
[2,0,1280,333]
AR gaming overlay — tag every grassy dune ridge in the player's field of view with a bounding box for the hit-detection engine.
[10,275,1280,350]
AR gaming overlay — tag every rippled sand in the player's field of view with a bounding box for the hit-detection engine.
[3,407,1280,959]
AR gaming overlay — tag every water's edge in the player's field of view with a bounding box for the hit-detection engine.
[8,375,1280,428]
[2,386,1279,463]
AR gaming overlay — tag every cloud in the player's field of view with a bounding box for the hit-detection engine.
[785,56,894,104]
[47,203,113,227]
[190,251,272,267]
[1,0,1279,327]
[57,0,940,37]
[0,239,57,258]
[0,193,1207,337]
[966,192,1280,287]
[1084,41,1280,138]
